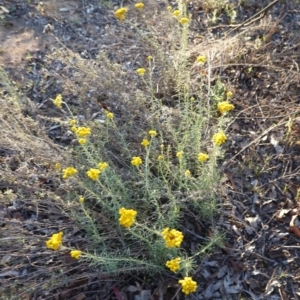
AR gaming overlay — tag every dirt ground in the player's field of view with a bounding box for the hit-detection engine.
[1,0,300,299]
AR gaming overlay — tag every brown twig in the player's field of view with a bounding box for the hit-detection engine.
[224,0,280,38]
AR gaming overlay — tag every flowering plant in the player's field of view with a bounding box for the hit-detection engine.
[115,7,127,21]
[135,2,144,9]
[46,232,63,250]
[178,277,198,295]
[162,228,184,248]
[119,208,137,228]
[166,257,181,272]
[218,101,235,114]
[43,3,234,296]
[62,167,77,179]
[212,131,227,146]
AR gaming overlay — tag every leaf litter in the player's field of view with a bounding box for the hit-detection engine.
[1,0,300,299]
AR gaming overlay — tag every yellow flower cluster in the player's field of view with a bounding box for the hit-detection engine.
[217,101,235,114]
[46,232,63,250]
[119,207,137,228]
[149,130,157,137]
[79,196,84,203]
[141,139,150,148]
[62,167,78,179]
[198,153,209,162]
[131,156,142,166]
[78,138,86,145]
[185,170,191,177]
[147,55,153,61]
[166,257,181,272]
[70,250,82,260]
[196,55,206,64]
[179,17,189,25]
[76,127,91,138]
[86,168,101,181]
[86,162,108,180]
[173,9,180,17]
[55,163,61,170]
[136,68,146,76]
[135,2,144,9]
[68,125,91,145]
[226,91,233,99]
[212,131,227,146]
[53,94,63,108]
[176,151,184,158]
[115,7,127,21]
[98,162,108,171]
[178,277,198,295]
[104,110,114,120]
[162,228,184,248]
[46,233,83,262]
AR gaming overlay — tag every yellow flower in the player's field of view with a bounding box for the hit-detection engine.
[70,250,82,260]
[198,153,209,162]
[226,91,233,99]
[185,170,191,177]
[71,126,77,133]
[131,156,142,166]
[114,7,127,21]
[53,94,63,109]
[76,127,91,138]
[98,162,108,171]
[79,196,84,203]
[62,167,78,179]
[212,131,227,146]
[162,228,184,248]
[217,101,235,114]
[167,6,172,11]
[106,112,114,119]
[166,257,181,272]
[176,151,184,158]
[149,130,157,137]
[178,277,198,295]
[46,231,63,250]
[86,168,101,180]
[173,10,180,17]
[119,207,137,228]
[78,138,86,145]
[141,139,150,148]
[134,2,144,9]
[136,68,146,76]
[69,119,76,126]
[147,55,153,61]
[196,55,206,64]
[179,17,189,24]
[158,155,163,161]
[55,163,61,170]
[190,96,195,101]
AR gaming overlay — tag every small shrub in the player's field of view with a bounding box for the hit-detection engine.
[45,0,235,295]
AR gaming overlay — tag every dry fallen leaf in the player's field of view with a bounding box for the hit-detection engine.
[288,226,300,237]
[113,286,126,300]
[276,208,291,219]
[73,293,86,300]
[229,258,246,272]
